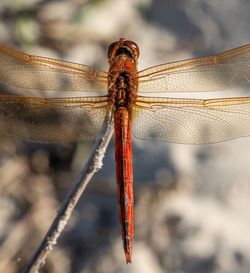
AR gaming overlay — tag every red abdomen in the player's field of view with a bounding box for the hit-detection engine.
[114,107,134,263]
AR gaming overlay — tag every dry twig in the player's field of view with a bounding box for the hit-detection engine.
[22,109,114,273]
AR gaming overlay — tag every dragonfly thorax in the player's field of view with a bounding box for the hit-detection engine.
[108,72,137,110]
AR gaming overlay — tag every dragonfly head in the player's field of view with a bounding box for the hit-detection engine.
[108,38,140,64]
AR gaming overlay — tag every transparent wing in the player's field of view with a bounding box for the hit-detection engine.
[138,44,250,92]
[0,43,108,92]
[133,96,250,144]
[0,95,110,143]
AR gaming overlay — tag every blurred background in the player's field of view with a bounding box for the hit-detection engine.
[0,0,250,272]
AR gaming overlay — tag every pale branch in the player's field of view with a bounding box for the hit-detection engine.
[22,109,114,273]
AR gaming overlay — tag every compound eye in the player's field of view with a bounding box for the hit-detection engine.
[107,42,118,59]
[126,41,140,58]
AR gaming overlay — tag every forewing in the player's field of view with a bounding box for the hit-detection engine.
[0,43,108,93]
[138,44,250,92]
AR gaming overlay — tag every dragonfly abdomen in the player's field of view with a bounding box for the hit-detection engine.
[114,107,134,263]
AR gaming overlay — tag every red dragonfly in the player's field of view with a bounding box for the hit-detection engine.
[0,38,250,263]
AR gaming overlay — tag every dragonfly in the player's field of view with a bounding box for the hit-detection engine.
[0,38,250,263]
